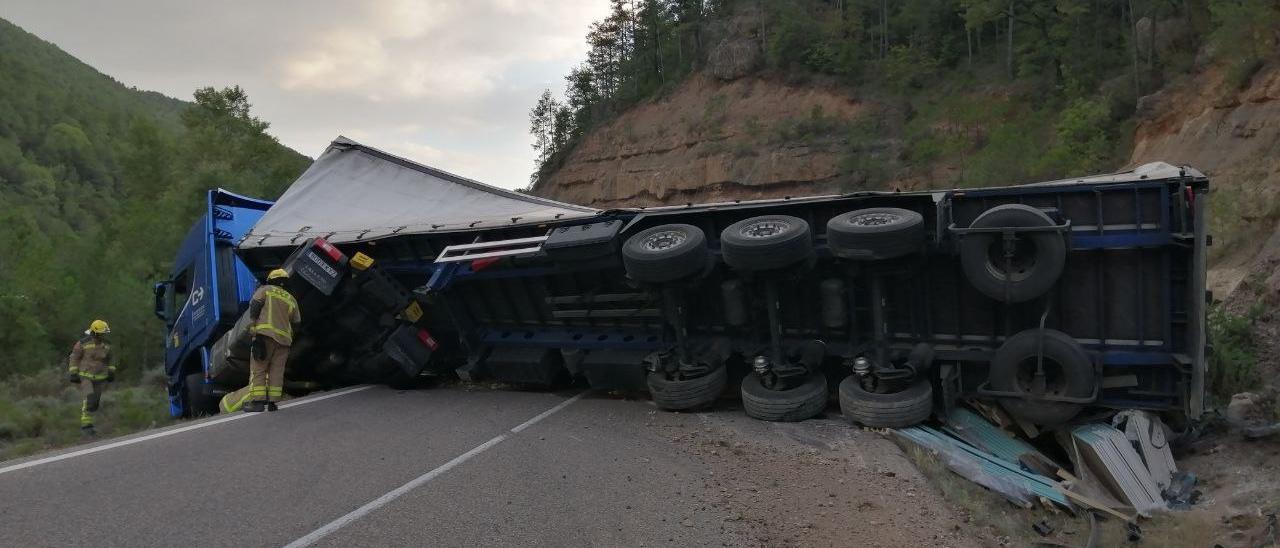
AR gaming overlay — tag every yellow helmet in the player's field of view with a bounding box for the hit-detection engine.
[267,269,289,281]
[86,320,110,335]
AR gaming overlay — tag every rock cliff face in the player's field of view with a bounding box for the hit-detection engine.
[530,73,868,208]
[1129,59,1280,298]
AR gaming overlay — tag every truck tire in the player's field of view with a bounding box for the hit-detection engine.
[721,215,812,271]
[740,371,828,422]
[648,365,727,411]
[826,207,925,260]
[960,204,1065,303]
[990,328,1094,427]
[622,224,709,283]
[184,373,218,417]
[839,377,933,428]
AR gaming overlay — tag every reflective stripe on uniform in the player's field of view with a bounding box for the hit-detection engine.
[219,390,253,413]
[78,371,109,381]
[80,401,93,427]
[267,387,283,398]
[251,286,298,343]
[251,324,292,340]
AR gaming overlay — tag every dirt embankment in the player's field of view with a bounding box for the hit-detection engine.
[531,73,868,208]
[1129,59,1280,299]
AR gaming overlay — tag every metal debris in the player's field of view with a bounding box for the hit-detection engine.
[1071,424,1165,516]
[1112,410,1177,491]
[896,425,1071,509]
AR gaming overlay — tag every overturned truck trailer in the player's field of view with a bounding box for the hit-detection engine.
[223,136,1208,428]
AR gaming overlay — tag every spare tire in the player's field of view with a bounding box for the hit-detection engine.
[721,215,812,271]
[839,377,933,428]
[959,204,1065,303]
[622,224,709,283]
[648,365,727,411]
[740,372,828,422]
[989,329,1095,427]
[826,207,925,260]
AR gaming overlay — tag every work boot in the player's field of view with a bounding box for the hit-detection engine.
[243,400,267,413]
[80,425,96,437]
[265,402,278,412]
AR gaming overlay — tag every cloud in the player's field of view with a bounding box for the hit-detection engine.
[2,0,611,189]
[278,0,598,101]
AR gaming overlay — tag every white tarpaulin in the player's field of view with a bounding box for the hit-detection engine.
[240,136,599,249]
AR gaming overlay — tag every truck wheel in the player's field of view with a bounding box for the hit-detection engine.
[839,376,933,428]
[622,224,709,283]
[647,365,727,411]
[960,204,1065,303]
[826,207,924,260]
[740,372,828,422]
[720,215,812,271]
[990,329,1094,427]
[184,373,218,417]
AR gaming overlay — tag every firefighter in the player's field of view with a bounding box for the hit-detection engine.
[68,320,116,436]
[219,269,300,413]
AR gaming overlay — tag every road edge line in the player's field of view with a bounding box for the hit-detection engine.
[0,385,374,476]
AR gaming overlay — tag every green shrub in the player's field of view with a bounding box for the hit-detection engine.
[1224,56,1264,92]
[879,45,939,92]
[1207,304,1262,402]
[1040,97,1115,177]
[0,369,173,461]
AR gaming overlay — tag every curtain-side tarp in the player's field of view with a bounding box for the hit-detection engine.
[240,136,599,249]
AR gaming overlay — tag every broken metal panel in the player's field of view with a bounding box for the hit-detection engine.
[896,425,1071,509]
[941,408,1053,471]
[1113,410,1178,491]
[1071,424,1165,516]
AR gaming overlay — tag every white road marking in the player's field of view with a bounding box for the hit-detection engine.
[0,385,374,476]
[282,391,588,548]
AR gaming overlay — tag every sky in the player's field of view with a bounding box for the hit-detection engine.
[1,0,611,189]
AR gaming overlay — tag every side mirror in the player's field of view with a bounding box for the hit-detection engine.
[153,281,173,324]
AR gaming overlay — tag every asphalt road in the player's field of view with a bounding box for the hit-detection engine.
[0,386,738,548]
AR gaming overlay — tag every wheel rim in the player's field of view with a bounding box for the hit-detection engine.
[739,219,791,239]
[642,230,688,251]
[984,236,1038,282]
[847,212,901,227]
[1013,356,1067,397]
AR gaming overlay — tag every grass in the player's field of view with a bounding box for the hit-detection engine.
[0,367,173,461]
[1207,303,1263,403]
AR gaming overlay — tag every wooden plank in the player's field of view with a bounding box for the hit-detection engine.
[1054,484,1137,523]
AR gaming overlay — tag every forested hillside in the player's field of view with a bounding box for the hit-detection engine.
[0,18,310,381]
[529,0,1277,201]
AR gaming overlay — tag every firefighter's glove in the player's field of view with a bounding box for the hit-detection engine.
[251,336,267,361]
[105,371,115,383]
[68,373,81,384]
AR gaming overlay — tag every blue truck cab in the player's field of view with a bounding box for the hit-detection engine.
[153,189,273,417]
